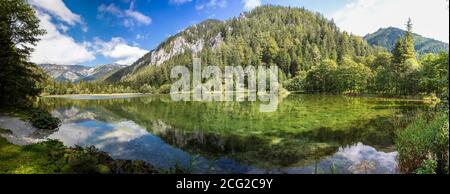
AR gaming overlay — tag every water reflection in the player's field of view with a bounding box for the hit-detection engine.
[47,108,398,173]
[279,143,397,174]
[39,94,426,173]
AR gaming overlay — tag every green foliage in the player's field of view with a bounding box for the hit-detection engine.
[304,59,338,93]
[157,84,172,94]
[105,6,374,88]
[0,137,159,174]
[41,79,138,95]
[415,157,438,174]
[284,71,307,92]
[62,146,112,174]
[420,52,449,108]
[396,113,449,174]
[0,0,46,106]
[26,108,61,130]
[138,84,154,94]
[334,57,373,94]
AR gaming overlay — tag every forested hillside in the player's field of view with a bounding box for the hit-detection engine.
[364,27,449,55]
[105,6,374,87]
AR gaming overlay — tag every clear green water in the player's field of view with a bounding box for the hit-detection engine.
[39,94,427,174]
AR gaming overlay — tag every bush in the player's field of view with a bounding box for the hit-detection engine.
[396,113,449,174]
[158,84,172,94]
[63,146,112,174]
[284,71,306,92]
[138,84,154,94]
[27,108,61,130]
[28,140,158,174]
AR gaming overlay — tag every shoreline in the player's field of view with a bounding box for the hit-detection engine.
[40,92,434,102]
[41,93,148,98]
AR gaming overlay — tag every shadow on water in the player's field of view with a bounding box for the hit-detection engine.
[37,94,429,173]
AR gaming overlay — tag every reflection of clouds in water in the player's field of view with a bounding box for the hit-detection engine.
[48,122,98,147]
[335,143,397,174]
[51,119,149,149]
[48,108,399,173]
[98,121,148,143]
[49,116,193,169]
[281,143,398,174]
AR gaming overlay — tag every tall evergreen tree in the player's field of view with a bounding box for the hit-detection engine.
[392,18,417,65]
[0,0,45,106]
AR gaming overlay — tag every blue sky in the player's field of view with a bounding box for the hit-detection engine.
[28,0,449,67]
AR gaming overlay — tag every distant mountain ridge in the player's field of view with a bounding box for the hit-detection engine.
[39,64,126,82]
[364,27,449,55]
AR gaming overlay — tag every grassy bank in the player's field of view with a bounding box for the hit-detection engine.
[396,112,449,174]
[0,135,161,174]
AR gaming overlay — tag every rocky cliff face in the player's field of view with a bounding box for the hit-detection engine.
[104,20,224,82]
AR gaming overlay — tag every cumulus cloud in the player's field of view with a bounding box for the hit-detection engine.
[331,0,449,43]
[28,0,82,25]
[243,0,261,11]
[28,0,87,32]
[98,1,152,28]
[93,37,149,66]
[30,11,95,65]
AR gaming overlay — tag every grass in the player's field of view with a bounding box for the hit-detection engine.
[0,136,161,174]
[396,112,449,174]
[0,136,55,174]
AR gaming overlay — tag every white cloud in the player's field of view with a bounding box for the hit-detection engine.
[28,0,85,28]
[196,0,228,10]
[98,2,152,28]
[98,121,149,143]
[30,12,95,65]
[243,0,261,11]
[169,0,193,5]
[331,0,449,43]
[93,37,148,66]
[125,10,152,25]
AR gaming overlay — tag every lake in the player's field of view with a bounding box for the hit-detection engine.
[39,94,428,174]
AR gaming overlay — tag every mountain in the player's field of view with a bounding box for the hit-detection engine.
[104,6,374,86]
[39,64,126,82]
[364,27,449,55]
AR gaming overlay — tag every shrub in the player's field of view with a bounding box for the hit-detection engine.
[396,113,449,174]
[284,72,306,92]
[158,84,172,94]
[138,84,154,94]
[63,146,112,174]
[27,108,61,130]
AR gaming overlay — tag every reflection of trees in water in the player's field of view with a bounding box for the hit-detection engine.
[40,95,427,169]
